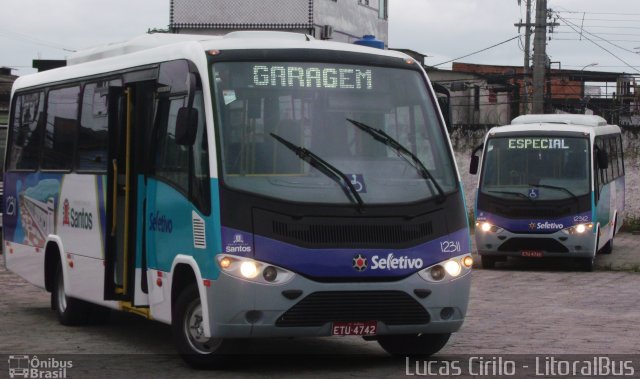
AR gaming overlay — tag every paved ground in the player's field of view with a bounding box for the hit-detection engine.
[1,234,639,377]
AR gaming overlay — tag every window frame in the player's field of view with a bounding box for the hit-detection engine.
[40,84,82,172]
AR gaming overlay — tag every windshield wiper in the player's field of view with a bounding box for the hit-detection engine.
[270,133,364,212]
[487,190,534,202]
[528,183,578,200]
[346,118,446,203]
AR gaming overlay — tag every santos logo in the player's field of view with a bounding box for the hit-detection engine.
[370,253,424,270]
[62,199,93,230]
[225,234,252,253]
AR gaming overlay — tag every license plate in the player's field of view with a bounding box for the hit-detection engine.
[331,321,377,336]
[521,250,544,258]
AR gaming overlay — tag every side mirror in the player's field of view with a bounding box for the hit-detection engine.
[597,149,609,170]
[470,155,479,175]
[469,143,484,175]
[175,107,198,146]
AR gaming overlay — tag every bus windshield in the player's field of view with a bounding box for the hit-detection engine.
[211,61,457,205]
[481,136,590,200]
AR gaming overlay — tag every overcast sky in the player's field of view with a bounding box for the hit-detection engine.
[1,0,639,76]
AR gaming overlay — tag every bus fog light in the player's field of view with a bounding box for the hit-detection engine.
[219,257,232,270]
[481,222,491,232]
[430,265,445,281]
[444,260,462,277]
[262,266,278,282]
[240,261,259,279]
[462,255,473,269]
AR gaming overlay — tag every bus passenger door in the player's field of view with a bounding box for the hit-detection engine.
[104,79,156,309]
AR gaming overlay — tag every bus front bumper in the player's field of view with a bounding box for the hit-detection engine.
[205,269,471,339]
[475,228,597,258]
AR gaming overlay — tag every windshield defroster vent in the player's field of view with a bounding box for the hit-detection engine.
[272,221,433,247]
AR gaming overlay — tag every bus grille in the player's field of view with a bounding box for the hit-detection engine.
[276,291,430,327]
[498,238,569,253]
[272,222,433,246]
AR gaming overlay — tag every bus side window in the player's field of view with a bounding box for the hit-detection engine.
[77,81,117,172]
[608,136,618,179]
[8,92,45,170]
[190,91,211,215]
[617,134,624,176]
[154,96,190,193]
[42,86,80,171]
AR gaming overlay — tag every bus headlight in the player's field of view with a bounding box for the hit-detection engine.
[216,254,295,285]
[476,222,503,233]
[561,223,593,235]
[444,260,462,277]
[419,254,473,282]
[240,261,259,279]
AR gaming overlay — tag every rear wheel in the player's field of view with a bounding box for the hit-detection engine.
[378,333,451,357]
[51,264,91,325]
[172,284,237,369]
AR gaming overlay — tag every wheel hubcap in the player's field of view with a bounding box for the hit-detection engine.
[57,272,67,312]
[183,300,222,354]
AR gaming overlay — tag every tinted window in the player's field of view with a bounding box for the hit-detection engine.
[617,135,624,176]
[0,126,8,176]
[158,60,189,94]
[77,81,114,171]
[213,61,456,205]
[155,96,190,192]
[9,92,44,170]
[42,86,80,170]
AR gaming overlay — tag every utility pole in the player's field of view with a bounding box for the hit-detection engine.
[531,0,558,113]
[515,0,533,114]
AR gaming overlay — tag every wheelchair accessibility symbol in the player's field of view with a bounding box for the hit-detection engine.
[349,174,367,193]
[528,188,539,199]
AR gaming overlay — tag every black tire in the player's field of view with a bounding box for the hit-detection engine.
[51,264,91,325]
[89,304,111,324]
[378,333,451,357]
[599,238,613,255]
[580,257,595,272]
[172,284,237,369]
[480,255,497,269]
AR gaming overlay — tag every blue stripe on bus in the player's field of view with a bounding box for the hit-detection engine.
[220,226,470,278]
[475,210,592,233]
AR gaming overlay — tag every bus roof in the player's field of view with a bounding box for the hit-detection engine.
[511,114,607,127]
[486,114,621,137]
[12,32,412,94]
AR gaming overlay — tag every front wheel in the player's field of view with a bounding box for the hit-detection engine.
[378,333,451,357]
[599,237,613,255]
[172,284,237,369]
[579,257,595,272]
[480,255,497,269]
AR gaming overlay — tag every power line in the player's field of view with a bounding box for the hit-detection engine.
[555,10,640,16]
[0,28,76,52]
[432,36,520,67]
[555,14,640,71]
[559,17,640,23]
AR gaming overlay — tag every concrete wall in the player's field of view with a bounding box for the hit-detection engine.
[451,126,640,220]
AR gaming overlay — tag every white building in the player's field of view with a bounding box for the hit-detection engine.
[169,0,388,44]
